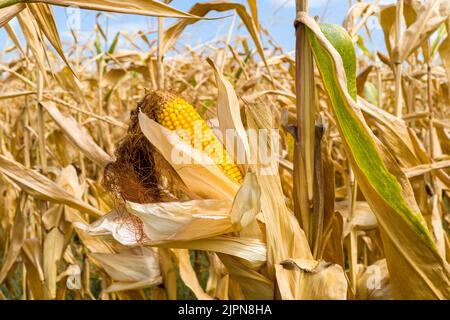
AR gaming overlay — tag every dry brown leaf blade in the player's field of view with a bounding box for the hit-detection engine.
[276,259,348,300]
[17,8,48,80]
[42,101,113,167]
[90,248,162,292]
[0,195,26,285]
[0,3,24,27]
[1,0,201,19]
[43,228,65,298]
[27,3,75,75]
[161,2,270,75]
[208,57,251,172]
[396,0,450,62]
[0,155,103,217]
[126,199,233,241]
[173,249,213,300]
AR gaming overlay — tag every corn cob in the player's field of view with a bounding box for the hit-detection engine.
[148,91,243,184]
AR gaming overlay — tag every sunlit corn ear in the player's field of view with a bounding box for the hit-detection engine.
[138,106,239,202]
[148,90,243,184]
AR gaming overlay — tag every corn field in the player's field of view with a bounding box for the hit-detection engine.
[0,0,449,301]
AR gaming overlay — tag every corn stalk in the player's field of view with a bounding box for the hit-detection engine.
[294,0,315,244]
[394,0,404,117]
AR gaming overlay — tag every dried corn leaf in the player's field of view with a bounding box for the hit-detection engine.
[396,0,450,62]
[17,8,48,79]
[161,1,269,73]
[230,172,260,232]
[276,259,347,300]
[0,155,103,217]
[22,239,45,299]
[0,195,26,285]
[27,3,74,75]
[0,91,35,100]
[439,30,450,84]
[157,234,269,267]
[42,101,113,167]
[359,98,420,168]
[43,228,65,298]
[245,102,314,276]
[126,199,233,241]
[90,247,162,292]
[3,23,28,61]
[245,96,347,300]
[0,0,200,19]
[247,0,259,32]
[343,2,378,38]
[208,58,250,171]
[81,211,266,265]
[379,2,418,61]
[0,3,24,27]
[336,201,378,235]
[218,253,274,300]
[173,249,212,300]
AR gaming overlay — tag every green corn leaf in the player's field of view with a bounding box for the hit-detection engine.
[108,32,120,54]
[320,23,357,101]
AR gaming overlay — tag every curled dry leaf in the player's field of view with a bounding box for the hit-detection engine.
[126,199,233,241]
[343,2,378,39]
[90,247,162,292]
[395,0,450,62]
[27,3,75,75]
[336,201,378,235]
[0,155,103,217]
[161,1,269,73]
[208,58,251,173]
[173,249,213,300]
[42,101,113,167]
[0,0,201,19]
[0,194,26,285]
[276,259,347,300]
[230,172,261,232]
[80,210,266,265]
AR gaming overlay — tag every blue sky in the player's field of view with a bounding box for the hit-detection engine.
[0,0,390,61]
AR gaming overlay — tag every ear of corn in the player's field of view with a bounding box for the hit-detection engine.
[150,91,243,184]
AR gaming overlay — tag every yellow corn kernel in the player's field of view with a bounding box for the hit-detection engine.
[150,91,243,184]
